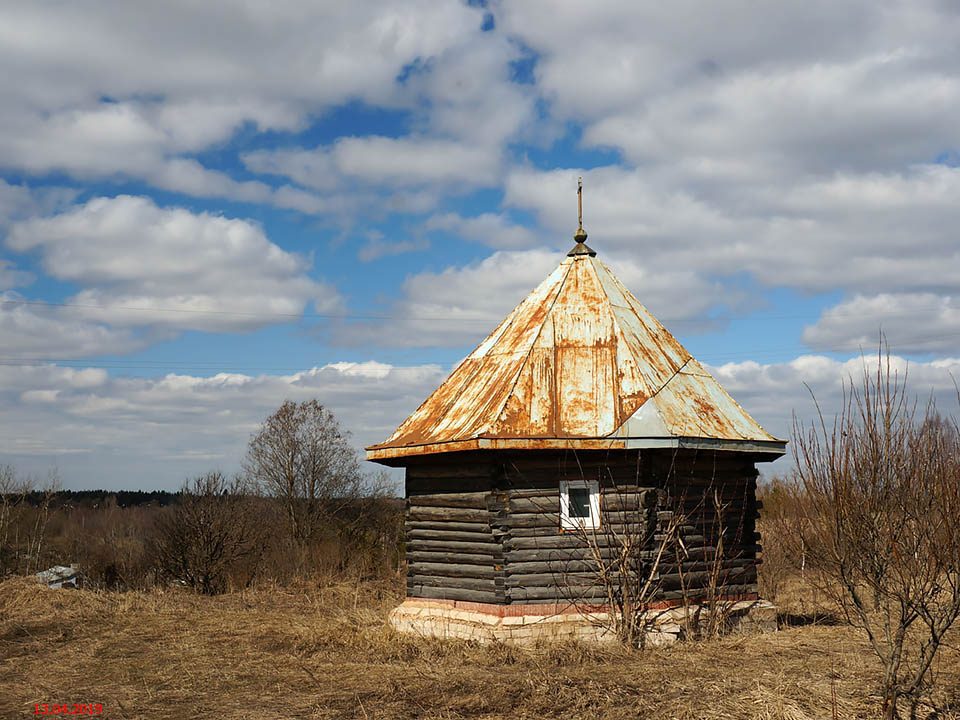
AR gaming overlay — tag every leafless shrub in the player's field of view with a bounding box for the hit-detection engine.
[569,482,682,647]
[794,346,960,719]
[153,472,265,594]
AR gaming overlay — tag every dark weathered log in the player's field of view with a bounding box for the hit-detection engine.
[408,562,498,579]
[504,546,621,564]
[602,492,656,511]
[657,566,756,592]
[407,586,500,603]
[504,534,620,551]
[505,572,602,588]
[503,488,562,500]
[492,512,558,528]
[406,539,501,555]
[406,491,490,508]
[406,574,497,591]
[406,529,494,543]
[492,525,559,538]
[507,585,608,602]
[406,550,499,566]
[406,520,492,533]
[656,582,759,602]
[657,559,757,575]
[504,559,623,575]
[496,522,653,539]
[671,544,761,561]
[407,464,494,480]
[407,506,491,523]
[501,497,559,513]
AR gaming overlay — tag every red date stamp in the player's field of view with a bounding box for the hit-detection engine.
[34,704,103,715]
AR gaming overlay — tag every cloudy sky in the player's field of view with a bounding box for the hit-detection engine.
[2,0,960,490]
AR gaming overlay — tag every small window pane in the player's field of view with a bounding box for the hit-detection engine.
[568,487,591,518]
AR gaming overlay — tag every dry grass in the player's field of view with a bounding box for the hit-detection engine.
[2,576,960,719]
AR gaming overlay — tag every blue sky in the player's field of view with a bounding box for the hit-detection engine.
[2,0,960,490]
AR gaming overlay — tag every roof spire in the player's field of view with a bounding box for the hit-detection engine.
[568,176,596,257]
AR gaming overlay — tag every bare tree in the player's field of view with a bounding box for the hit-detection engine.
[0,465,59,577]
[153,472,264,594]
[243,400,364,548]
[794,347,960,719]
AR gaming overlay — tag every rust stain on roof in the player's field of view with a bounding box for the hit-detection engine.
[367,251,784,461]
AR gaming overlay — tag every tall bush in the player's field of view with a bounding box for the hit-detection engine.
[794,349,960,719]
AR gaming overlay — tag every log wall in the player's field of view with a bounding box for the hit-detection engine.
[402,449,763,606]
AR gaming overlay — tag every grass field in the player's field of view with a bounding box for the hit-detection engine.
[2,575,959,719]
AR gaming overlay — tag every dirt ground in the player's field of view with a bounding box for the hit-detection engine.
[2,576,959,719]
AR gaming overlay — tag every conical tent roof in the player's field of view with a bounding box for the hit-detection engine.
[366,250,785,463]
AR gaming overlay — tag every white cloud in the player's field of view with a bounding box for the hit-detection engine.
[709,353,960,450]
[356,230,429,262]
[239,23,535,199]
[0,0,495,203]
[4,352,958,489]
[425,212,540,250]
[0,360,447,489]
[503,164,960,322]
[0,261,32,290]
[0,293,155,360]
[5,195,341,333]
[245,136,502,193]
[803,293,960,354]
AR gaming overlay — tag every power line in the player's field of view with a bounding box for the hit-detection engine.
[4,296,960,325]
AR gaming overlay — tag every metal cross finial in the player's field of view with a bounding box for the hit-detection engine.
[568,175,595,256]
[577,176,583,232]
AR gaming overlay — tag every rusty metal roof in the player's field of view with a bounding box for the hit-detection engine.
[367,251,785,463]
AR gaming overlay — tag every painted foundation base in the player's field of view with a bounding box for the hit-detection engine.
[389,597,778,645]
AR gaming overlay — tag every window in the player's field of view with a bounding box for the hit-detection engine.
[559,479,601,530]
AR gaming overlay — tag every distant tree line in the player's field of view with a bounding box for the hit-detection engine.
[9,489,181,509]
[1,400,403,592]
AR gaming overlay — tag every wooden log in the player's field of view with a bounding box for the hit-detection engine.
[406,550,499,566]
[500,497,559,513]
[504,559,620,575]
[505,534,618,551]
[497,522,654,539]
[493,510,651,530]
[655,582,759,602]
[407,586,500,604]
[602,493,656,511]
[407,506,491,523]
[408,562,498,579]
[406,491,490,508]
[504,547,621,564]
[407,464,494,480]
[657,559,757,575]
[504,489,562,500]
[507,585,608,602]
[406,520,492,533]
[493,512,559,529]
[492,525,559,538]
[657,567,756,592]
[405,574,497,591]
[406,539,501,555]
[406,529,494,544]
[505,572,601,587]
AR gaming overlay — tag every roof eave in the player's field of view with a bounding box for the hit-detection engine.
[365,435,787,465]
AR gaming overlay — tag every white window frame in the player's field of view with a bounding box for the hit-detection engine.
[559,479,601,530]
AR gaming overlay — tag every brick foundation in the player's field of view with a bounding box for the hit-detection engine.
[389,595,776,645]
